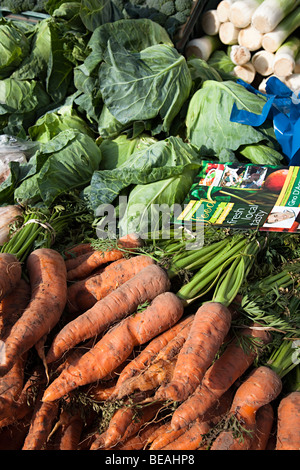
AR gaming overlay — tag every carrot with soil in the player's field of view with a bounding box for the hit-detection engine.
[42,291,184,402]
[22,392,60,450]
[154,236,262,404]
[66,233,143,281]
[67,255,155,314]
[0,248,67,376]
[91,402,161,450]
[276,391,300,450]
[154,302,232,403]
[111,316,194,399]
[250,403,274,450]
[210,366,283,450]
[0,354,27,421]
[0,253,22,302]
[0,279,31,340]
[113,315,195,400]
[46,263,171,364]
[170,324,272,431]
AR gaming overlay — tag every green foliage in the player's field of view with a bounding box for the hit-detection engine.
[0,0,48,13]
[111,0,193,35]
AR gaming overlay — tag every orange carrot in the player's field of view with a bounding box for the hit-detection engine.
[250,403,274,450]
[91,402,161,450]
[65,251,92,272]
[113,421,161,450]
[111,317,194,399]
[0,412,32,450]
[0,279,31,340]
[50,409,84,451]
[275,391,300,450]
[154,302,232,403]
[67,255,155,314]
[0,248,67,376]
[85,380,117,402]
[146,421,172,448]
[64,243,93,260]
[42,291,184,402]
[0,253,22,302]
[170,324,272,431]
[66,233,143,281]
[113,315,194,400]
[149,422,188,450]
[0,354,27,421]
[0,365,44,428]
[210,366,282,450]
[22,391,60,450]
[46,264,171,365]
[161,420,211,451]
[149,388,234,451]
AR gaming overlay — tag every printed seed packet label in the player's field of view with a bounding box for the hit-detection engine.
[175,161,300,232]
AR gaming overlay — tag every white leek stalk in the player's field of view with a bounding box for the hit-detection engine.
[273,36,300,77]
[185,35,222,61]
[229,44,251,65]
[216,0,239,22]
[201,10,221,35]
[238,24,263,51]
[262,6,300,52]
[252,50,275,75]
[229,0,264,28]
[252,0,300,34]
[219,21,240,45]
[284,73,300,93]
[234,61,256,82]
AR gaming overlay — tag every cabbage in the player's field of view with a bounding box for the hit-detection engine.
[0,19,30,79]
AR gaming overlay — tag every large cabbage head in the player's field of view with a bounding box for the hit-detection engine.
[0,19,30,79]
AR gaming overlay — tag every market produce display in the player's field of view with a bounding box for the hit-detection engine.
[0,0,299,452]
[187,0,300,91]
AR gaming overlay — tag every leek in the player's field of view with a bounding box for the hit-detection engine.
[234,61,256,83]
[252,0,300,34]
[228,44,251,65]
[262,6,300,53]
[252,49,275,75]
[238,24,263,51]
[219,21,240,45]
[284,73,300,93]
[201,9,221,36]
[274,36,300,77]
[229,0,264,28]
[185,35,221,61]
[216,0,239,22]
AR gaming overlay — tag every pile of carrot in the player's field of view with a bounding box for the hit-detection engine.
[0,233,299,451]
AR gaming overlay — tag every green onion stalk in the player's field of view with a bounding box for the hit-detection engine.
[0,205,86,262]
[266,334,300,386]
[142,225,234,277]
[176,234,263,305]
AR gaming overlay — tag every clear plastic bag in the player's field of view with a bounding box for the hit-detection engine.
[0,134,39,184]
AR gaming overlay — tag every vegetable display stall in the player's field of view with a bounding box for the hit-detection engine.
[0,0,299,451]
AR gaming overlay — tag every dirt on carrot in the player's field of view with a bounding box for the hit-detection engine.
[46,263,171,365]
[42,291,184,402]
[67,255,155,314]
[111,317,194,400]
[169,323,272,431]
[210,366,282,450]
[0,248,67,377]
[66,233,143,281]
[0,253,22,302]
[276,391,300,450]
[154,301,232,403]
